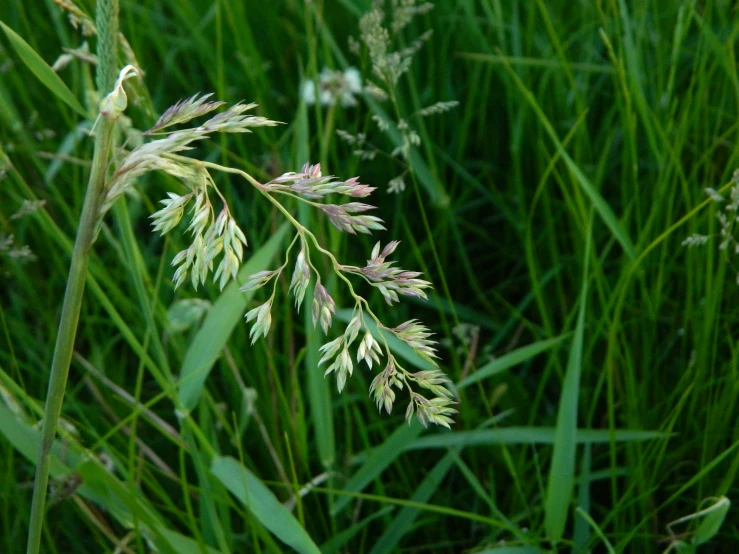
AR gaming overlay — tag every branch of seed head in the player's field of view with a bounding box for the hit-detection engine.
[243,188,454,424]
[259,164,387,235]
[246,239,455,427]
[240,238,336,343]
[369,355,456,429]
[237,187,395,359]
[235,180,367,347]
[190,159,380,236]
[163,182,249,291]
[263,162,376,199]
[190,161,450,408]
[413,100,460,118]
[683,183,739,252]
[315,306,452,422]
[359,6,433,93]
[390,2,434,34]
[319,304,454,418]
[304,240,453,421]
[241,232,302,344]
[97,98,279,288]
[339,240,432,307]
[101,97,279,218]
[336,130,394,165]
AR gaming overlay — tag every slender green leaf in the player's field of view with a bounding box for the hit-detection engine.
[320,506,394,554]
[210,456,321,554]
[544,218,592,542]
[157,528,222,554]
[457,335,569,390]
[475,546,549,554]
[573,445,593,552]
[405,428,668,450]
[0,402,69,478]
[693,497,730,545]
[369,450,457,554]
[458,51,615,73]
[332,420,424,515]
[575,508,616,554]
[499,57,636,258]
[0,21,88,117]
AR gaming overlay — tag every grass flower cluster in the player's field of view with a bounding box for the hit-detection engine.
[99,91,456,426]
[334,0,459,195]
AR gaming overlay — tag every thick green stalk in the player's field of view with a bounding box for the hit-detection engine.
[26,1,119,552]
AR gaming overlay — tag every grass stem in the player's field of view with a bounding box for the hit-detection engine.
[25,1,119,552]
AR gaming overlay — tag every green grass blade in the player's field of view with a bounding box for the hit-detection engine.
[0,402,202,554]
[0,402,69,478]
[319,506,394,554]
[0,21,88,117]
[178,224,288,411]
[457,335,569,390]
[157,528,222,554]
[476,546,549,554]
[693,497,730,545]
[575,507,616,554]
[210,456,321,554]
[405,428,668,450]
[458,51,615,74]
[499,56,636,259]
[331,420,424,515]
[573,445,592,552]
[544,218,592,543]
[304,285,335,468]
[369,450,457,554]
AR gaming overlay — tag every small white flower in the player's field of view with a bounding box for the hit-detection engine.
[344,67,362,93]
[299,67,363,108]
[388,176,406,194]
[301,80,316,105]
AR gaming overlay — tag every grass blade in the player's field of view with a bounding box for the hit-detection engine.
[210,456,321,554]
[544,218,592,543]
[0,21,88,117]
[457,335,569,390]
[405,428,668,451]
[331,420,424,515]
[0,402,212,554]
[498,54,636,259]
[693,497,731,545]
[369,450,457,554]
[319,506,394,554]
[477,546,548,554]
[575,507,616,554]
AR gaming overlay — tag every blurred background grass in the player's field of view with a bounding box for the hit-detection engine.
[0,0,738,552]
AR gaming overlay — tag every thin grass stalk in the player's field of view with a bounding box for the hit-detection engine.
[26,1,119,552]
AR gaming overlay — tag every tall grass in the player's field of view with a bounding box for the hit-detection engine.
[0,1,737,552]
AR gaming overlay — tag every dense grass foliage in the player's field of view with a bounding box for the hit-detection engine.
[1,0,738,552]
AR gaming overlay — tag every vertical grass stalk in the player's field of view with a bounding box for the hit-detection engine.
[26,1,119,552]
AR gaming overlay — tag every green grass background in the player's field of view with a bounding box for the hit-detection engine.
[0,0,738,552]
